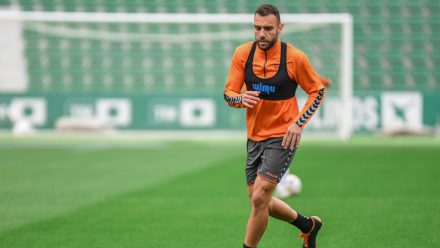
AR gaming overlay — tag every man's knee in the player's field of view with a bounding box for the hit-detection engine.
[247,185,254,201]
[251,185,273,208]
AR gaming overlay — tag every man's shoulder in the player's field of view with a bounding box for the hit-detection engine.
[284,42,307,60]
[230,42,254,63]
[234,41,254,55]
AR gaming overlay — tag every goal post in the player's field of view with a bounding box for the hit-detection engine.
[282,14,353,140]
[0,10,353,139]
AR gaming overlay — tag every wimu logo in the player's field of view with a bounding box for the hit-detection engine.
[252,82,276,94]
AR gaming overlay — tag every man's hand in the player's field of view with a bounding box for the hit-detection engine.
[242,91,260,108]
[282,123,303,150]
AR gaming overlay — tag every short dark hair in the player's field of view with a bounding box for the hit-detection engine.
[255,4,281,22]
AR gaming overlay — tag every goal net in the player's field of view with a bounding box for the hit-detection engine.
[0,10,353,139]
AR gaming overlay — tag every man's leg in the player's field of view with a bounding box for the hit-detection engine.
[243,138,322,247]
[268,196,298,222]
[247,182,297,224]
[244,176,276,247]
[246,180,320,248]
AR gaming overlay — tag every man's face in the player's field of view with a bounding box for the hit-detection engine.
[254,13,284,50]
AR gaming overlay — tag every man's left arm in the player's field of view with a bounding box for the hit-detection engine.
[282,53,326,149]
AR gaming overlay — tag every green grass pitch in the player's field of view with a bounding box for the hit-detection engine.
[0,136,439,248]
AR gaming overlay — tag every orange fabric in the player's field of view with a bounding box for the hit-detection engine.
[319,76,331,87]
[224,39,325,141]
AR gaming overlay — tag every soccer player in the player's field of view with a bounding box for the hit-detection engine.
[223,4,325,248]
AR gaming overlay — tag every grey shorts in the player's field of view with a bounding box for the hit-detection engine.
[246,137,297,185]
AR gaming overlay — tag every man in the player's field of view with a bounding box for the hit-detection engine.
[223,4,326,248]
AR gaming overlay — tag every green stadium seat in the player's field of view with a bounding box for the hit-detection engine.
[0,0,438,91]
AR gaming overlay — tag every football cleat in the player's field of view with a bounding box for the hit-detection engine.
[299,216,323,248]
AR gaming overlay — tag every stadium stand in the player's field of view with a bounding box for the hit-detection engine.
[0,0,438,93]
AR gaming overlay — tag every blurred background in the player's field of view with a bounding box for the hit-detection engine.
[0,0,438,137]
[0,1,439,248]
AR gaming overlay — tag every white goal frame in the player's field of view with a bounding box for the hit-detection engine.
[0,10,353,140]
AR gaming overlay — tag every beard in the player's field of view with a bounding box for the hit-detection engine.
[257,37,277,50]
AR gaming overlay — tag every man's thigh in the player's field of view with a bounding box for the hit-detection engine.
[246,137,297,185]
[258,137,297,184]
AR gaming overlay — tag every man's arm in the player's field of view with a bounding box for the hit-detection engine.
[295,88,326,128]
[282,88,326,149]
[282,54,326,149]
[224,48,247,108]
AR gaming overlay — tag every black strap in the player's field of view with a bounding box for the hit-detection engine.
[245,42,257,69]
[280,42,287,71]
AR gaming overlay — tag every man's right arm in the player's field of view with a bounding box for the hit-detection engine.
[223,49,245,108]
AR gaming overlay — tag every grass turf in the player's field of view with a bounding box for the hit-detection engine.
[0,137,439,247]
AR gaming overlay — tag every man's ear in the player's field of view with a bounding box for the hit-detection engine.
[278,22,284,34]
